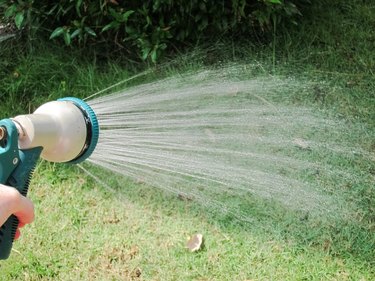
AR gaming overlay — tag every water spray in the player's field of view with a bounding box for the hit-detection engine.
[0,97,99,259]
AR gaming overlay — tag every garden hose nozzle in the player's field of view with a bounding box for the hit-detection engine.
[0,97,99,259]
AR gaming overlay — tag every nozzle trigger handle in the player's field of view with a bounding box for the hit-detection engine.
[0,147,42,260]
[0,119,42,259]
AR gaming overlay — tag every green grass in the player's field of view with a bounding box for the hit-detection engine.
[0,163,373,280]
[1,1,374,280]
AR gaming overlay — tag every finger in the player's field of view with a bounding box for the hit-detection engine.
[13,196,35,225]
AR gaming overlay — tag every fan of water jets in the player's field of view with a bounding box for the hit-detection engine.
[81,65,367,221]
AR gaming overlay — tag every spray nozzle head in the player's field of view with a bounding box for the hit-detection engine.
[12,97,99,163]
[57,97,99,163]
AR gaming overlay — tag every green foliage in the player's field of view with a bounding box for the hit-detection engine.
[0,0,311,62]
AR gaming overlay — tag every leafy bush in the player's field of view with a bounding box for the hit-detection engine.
[0,0,311,62]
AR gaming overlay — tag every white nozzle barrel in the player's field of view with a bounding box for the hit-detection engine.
[13,101,87,163]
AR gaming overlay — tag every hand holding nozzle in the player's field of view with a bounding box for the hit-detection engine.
[0,126,35,242]
[0,184,35,240]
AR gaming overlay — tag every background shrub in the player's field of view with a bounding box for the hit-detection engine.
[0,0,312,62]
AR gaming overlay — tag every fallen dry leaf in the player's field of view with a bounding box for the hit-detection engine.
[186,233,204,252]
